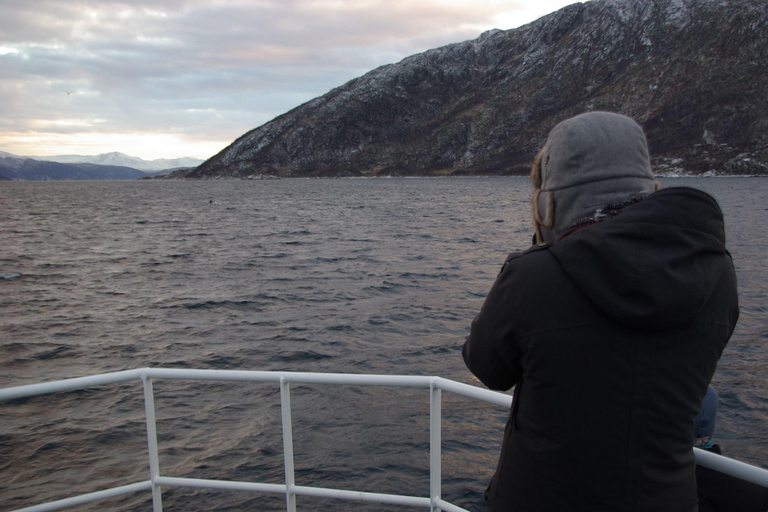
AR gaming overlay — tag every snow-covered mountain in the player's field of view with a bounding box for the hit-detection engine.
[0,151,204,180]
[189,0,768,178]
[25,152,204,172]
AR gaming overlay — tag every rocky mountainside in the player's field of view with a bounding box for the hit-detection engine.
[186,0,768,179]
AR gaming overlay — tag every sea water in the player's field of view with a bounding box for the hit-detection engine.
[1,177,766,511]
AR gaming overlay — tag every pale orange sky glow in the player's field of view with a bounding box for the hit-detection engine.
[0,0,586,161]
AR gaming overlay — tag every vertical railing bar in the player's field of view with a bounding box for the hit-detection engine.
[430,380,442,512]
[280,377,297,512]
[142,374,164,512]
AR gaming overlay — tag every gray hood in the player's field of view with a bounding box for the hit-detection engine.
[535,112,658,243]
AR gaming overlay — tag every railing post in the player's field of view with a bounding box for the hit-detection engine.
[280,376,297,512]
[430,380,442,512]
[142,374,164,512]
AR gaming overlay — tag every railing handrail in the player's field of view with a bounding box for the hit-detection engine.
[0,368,510,405]
[2,368,767,512]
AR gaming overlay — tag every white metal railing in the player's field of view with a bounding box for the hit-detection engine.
[1,368,767,512]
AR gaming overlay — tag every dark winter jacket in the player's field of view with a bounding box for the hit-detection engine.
[463,187,739,512]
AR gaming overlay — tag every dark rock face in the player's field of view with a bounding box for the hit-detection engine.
[189,0,768,178]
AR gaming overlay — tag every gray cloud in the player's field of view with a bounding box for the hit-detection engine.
[0,0,571,158]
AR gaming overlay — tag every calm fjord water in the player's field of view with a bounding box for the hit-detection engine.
[1,177,766,511]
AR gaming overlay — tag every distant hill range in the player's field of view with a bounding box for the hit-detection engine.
[180,0,768,179]
[0,151,204,181]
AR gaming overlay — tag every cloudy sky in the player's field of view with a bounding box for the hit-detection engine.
[0,0,581,161]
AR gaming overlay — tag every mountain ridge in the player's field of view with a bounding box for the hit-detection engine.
[24,152,204,172]
[0,157,147,181]
[0,151,204,180]
[183,0,768,179]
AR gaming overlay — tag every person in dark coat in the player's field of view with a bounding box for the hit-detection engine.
[463,111,740,511]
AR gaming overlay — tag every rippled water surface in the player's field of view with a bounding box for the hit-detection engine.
[1,177,766,511]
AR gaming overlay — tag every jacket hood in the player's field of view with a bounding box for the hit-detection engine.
[534,112,658,244]
[548,187,730,330]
